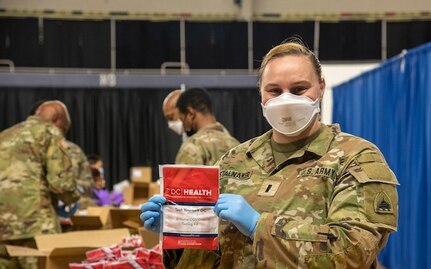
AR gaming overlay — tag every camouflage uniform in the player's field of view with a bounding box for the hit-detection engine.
[164,122,239,269]
[67,141,95,209]
[175,122,240,165]
[215,124,398,269]
[0,116,80,268]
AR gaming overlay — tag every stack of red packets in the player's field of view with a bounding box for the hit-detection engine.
[69,235,163,269]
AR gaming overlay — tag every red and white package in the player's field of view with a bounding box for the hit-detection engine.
[151,244,162,253]
[160,164,219,250]
[121,235,144,249]
[148,249,162,265]
[134,247,150,260]
[85,245,122,262]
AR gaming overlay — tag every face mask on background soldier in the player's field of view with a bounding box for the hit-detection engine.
[185,126,196,137]
[168,119,184,135]
[182,112,197,137]
[98,167,104,178]
[262,92,320,136]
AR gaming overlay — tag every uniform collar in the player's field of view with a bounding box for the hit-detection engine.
[246,130,277,174]
[27,115,43,123]
[196,122,225,133]
[246,124,340,174]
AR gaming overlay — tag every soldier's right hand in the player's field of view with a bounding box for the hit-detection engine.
[140,195,166,233]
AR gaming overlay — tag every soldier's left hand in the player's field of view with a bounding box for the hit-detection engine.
[214,193,260,239]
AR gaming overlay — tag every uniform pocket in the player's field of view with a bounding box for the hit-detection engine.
[270,216,332,256]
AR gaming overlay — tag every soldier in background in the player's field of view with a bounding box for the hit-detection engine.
[162,89,184,136]
[57,141,94,232]
[0,100,81,269]
[29,100,94,211]
[142,40,399,268]
[89,167,124,207]
[142,87,240,268]
[66,140,95,210]
[87,154,105,176]
[87,154,124,207]
[174,87,240,165]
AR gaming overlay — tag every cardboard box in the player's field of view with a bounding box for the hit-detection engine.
[110,208,142,230]
[138,227,160,249]
[6,228,130,269]
[149,182,161,197]
[130,167,152,183]
[123,182,160,206]
[71,206,113,230]
[131,182,149,206]
[123,183,147,206]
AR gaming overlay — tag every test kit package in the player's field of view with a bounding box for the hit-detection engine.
[160,164,219,250]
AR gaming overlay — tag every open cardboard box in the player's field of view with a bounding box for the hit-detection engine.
[123,182,160,206]
[71,206,113,230]
[108,209,159,249]
[123,182,149,206]
[6,228,130,269]
[138,227,160,249]
[71,206,148,232]
[110,208,142,230]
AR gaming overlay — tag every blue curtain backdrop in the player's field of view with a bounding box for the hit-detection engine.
[332,42,431,268]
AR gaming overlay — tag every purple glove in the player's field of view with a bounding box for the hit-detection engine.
[110,191,124,206]
[93,189,111,206]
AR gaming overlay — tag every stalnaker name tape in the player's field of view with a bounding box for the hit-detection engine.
[160,164,219,250]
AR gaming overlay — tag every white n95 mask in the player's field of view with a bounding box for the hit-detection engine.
[168,119,184,135]
[98,167,104,177]
[262,92,320,136]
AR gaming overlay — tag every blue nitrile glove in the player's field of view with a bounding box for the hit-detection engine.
[140,195,167,233]
[56,202,79,218]
[214,193,261,239]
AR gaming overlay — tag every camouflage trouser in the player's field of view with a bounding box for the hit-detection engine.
[0,238,39,269]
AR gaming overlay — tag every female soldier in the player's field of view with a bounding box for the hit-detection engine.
[141,39,398,269]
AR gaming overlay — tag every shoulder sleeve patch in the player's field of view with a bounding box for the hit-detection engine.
[349,164,398,230]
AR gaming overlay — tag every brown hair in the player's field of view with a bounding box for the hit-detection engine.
[258,38,323,87]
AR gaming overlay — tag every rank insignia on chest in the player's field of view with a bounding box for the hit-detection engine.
[257,180,281,196]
